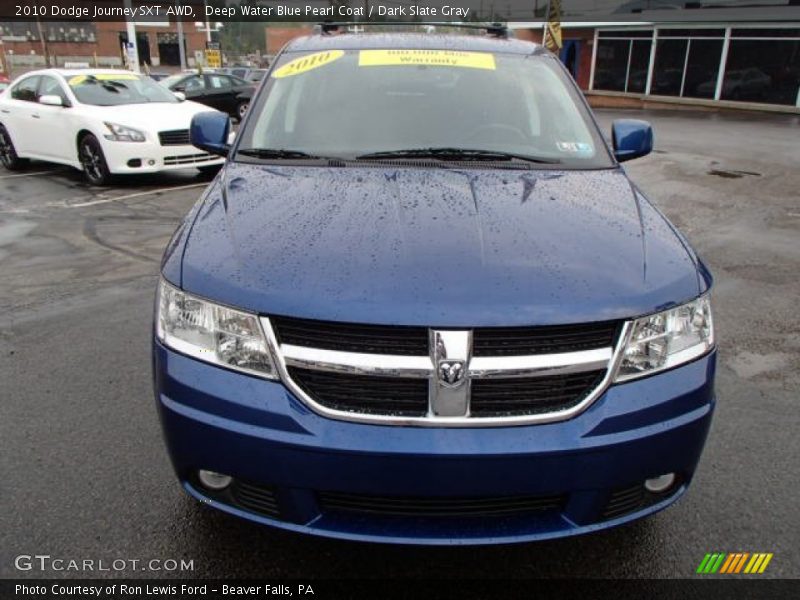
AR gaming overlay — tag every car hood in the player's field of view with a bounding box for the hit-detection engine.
[76,101,215,132]
[176,163,702,327]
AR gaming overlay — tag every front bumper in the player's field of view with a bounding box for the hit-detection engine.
[102,140,224,174]
[153,341,716,545]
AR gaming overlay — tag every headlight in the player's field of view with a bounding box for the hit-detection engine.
[614,295,714,382]
[103,122,146,142]
[156,279,277,379]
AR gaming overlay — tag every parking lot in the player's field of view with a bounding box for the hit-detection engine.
[1,108,798,579]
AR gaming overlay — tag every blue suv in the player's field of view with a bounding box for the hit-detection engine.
[153,27,716,545]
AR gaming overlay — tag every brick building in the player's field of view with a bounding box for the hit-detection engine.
[0,20,208,75]
[264,26,314,57]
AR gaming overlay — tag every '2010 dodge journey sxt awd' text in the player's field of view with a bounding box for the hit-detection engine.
[153,27,716,545]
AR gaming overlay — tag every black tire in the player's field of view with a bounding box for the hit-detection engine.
[78,133,113,186]
[236,101,249,121]
[0,124,29,171]
[197,165,221,176]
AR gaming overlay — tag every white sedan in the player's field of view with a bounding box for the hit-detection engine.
[0,69,225,185]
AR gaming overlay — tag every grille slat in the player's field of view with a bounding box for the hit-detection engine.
[273,316,429,356]
[231,481,280,518]
[473,322,620,356]
[288,367,429,416]
[470,371,605,417]
[158,129,191,146]
[602,484,646,519]
[163,153,215,165]
[319,491,565,518]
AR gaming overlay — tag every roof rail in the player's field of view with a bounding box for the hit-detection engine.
[313,21,514,39]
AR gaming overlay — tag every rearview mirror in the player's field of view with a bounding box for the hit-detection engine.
[611,119,653,163]
[190,111,230,157]
[173,91,186,102]
[39,94,64,107]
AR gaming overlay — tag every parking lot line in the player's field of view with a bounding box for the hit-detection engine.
[65,183,210,208]
[0,169,62,180]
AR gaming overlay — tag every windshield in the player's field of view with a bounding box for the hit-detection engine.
[159,74,188,89]
[237,48,611,168]
[68,73,178,106]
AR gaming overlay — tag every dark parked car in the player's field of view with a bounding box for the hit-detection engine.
[160,72,254,121]
[223,67,268,83]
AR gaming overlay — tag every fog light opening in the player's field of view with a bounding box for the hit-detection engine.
[645,473,676,494]
[198,469,232,491]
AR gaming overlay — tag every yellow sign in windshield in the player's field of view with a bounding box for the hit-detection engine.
[359,50,496,70]
[272,50,345,78]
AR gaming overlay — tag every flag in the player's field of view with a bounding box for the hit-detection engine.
[544,0,563,52]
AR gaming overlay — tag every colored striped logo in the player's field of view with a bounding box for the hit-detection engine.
[696,553,773,574]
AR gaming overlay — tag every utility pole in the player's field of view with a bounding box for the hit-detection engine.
[203,0,212,43]
[123,0,141,72]
[542,0,551,47]
[0,40,9,77]
[35,17,51,67]
[176,0,187,70]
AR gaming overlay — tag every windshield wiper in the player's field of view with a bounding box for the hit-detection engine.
[237,148,323,160]
[355,147,561,164]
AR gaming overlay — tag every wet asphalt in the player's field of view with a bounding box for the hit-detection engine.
[1,109,798,580]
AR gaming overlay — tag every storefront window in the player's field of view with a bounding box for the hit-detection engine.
[684,40,724,99]
[722,38,800,105]
[594,39,630,92]
[592,27,799,106]
[594,31,654,93]
[652,39,687,96]
[627,40,652,93]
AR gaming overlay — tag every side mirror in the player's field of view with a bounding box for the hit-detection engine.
[173,85,186,93]
[611,119,653,163]
[173,91,186,102]
[39,94,64,107]
[190,111,230,157]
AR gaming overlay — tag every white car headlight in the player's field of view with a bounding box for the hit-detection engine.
[614,295,714,382]
[103,121,146,142]
[156,279,277,379]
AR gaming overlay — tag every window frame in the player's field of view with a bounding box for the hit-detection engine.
[37,75,72,107]
[10,75,41,103]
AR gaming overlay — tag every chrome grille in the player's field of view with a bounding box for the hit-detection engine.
[163,152,216,165]
[158,129,190,146]
[263,317,628,427]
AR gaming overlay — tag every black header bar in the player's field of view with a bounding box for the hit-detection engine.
[1,0,799,23]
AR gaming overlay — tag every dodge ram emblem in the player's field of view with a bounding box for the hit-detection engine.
[438,360,466,388]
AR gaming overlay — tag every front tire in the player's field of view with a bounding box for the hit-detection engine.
[236,101,249,121]
[79,134,112,186]
[0,124,29,171]
[197,165,221,176]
